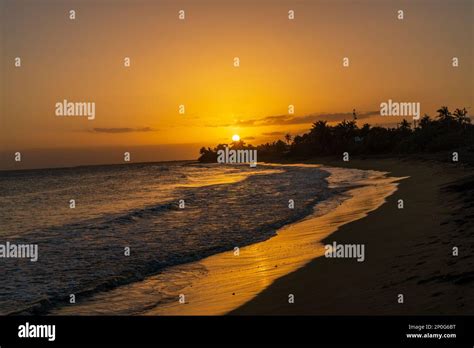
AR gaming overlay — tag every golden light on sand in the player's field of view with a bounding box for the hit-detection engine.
[232,134,240,142]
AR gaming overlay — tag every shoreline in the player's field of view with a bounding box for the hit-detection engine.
[51,164,400,315]
[232,158,474,315]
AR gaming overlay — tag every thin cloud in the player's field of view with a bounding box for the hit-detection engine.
[90,127,157,133]
[206,111,380,127]
[262,131,286,136]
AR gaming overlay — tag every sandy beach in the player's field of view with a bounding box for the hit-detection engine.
[47,158,474,316]
[232,158,474,315]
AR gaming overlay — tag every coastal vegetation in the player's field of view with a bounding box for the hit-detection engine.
[199,106,473,163]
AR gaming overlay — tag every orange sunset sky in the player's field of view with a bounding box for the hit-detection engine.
[1,0,473,168]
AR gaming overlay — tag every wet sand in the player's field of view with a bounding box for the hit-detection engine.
[232,158,474,315]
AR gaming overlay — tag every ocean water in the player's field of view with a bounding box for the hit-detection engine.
[1,161,360,315]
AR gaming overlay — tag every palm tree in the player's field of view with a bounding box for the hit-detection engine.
[336,119,357,133]
[310,120,328,133]
[284,133,292,145]
[453,108,471,125]
[419,115,432,129]
[399,119,411,131]
[436,106,454,124]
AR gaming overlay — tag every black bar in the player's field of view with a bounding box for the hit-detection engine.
[0,316,473,346]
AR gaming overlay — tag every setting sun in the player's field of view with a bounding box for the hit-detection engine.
[232,134,240,142]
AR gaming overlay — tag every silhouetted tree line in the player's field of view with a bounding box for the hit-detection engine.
[198,106,473,162]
